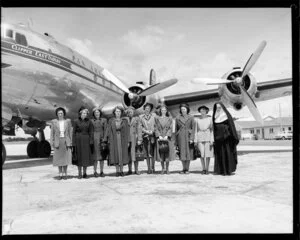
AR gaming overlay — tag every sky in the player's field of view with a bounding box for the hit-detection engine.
[2,7,293,127]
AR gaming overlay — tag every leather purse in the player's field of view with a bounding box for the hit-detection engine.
[135,144,145,161]
[158,140,169,154]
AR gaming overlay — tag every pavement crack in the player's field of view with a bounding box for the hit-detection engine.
[100,182,122,195]
[19,175,23,183]
[240,181,276,194]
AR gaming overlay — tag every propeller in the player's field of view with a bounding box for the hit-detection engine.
[113,69,178,107]
[192,41,267,125]
[138,78,178,96]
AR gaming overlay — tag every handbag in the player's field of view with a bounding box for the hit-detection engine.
[193,144,201,159]
[135,144,146,161]
[158,140,169,154]
[71,147,78,165]
[100,141,109,160]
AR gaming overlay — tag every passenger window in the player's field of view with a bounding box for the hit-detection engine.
[15,33,28,46]
[5,29,13,38]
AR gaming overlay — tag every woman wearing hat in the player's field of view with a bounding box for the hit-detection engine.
[175,103,195,174]
[194,105,214,174]
[154,104,174,174]
[72,106,94,179]
[104,106,130,177]
[139,102,157,174]
[91,107,107,177]
[125,106,143,175]
[50,107,72,180]
[212,102,239,176]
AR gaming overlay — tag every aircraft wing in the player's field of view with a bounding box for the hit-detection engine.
[162,88,220,107]
[161,77,292,114]
[254,78,292,102]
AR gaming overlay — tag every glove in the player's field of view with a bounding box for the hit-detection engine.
[90,144,94,154]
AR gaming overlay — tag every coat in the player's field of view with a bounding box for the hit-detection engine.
[154,116,175,161]
[104,118,130,166]
[91,118,107,161]
[175,114,195,161]
[50,118,72,148]
[125,116,142,162]
[72,118,94,167]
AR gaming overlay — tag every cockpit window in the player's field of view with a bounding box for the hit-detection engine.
[15,33,28,46]
[5,29,13,38]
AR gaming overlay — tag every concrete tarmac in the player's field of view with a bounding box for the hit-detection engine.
[2,144,293,234]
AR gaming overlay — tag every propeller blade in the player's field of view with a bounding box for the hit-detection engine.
[192,78,234,85]
[241,41,267,79]
[240,86,264,125]
[102,69,130,94]
[138,78,178,96]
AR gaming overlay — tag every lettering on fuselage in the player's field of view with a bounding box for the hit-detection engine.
[3,41,71,69]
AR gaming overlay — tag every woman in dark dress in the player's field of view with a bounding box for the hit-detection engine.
[72,107,94,179]
[175,103,195,174]
[104,106,130,177]
[212,102,239,176]
[91,107,107,177]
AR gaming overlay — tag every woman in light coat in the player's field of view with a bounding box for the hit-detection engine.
[126,106,142,175]
[175,103,195,174]
[154,104,174,174]
[104,106,130,177]
[91,107,107,177]
[50,107,72,180]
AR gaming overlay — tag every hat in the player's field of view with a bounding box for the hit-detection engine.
[143,102,154,111]
[198,105,209,113]
[179,103,189,109]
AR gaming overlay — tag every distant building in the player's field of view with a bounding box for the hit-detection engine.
[236,116,293,140]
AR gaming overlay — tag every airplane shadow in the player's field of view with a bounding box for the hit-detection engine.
[3,157,52,170]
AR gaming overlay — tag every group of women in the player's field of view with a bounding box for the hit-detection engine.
[50,101,239,180]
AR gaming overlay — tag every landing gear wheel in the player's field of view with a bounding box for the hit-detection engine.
[38,140,51,158]
[2,143,6,165]
[27,140,39,158]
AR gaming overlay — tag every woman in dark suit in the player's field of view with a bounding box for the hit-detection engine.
[91,107,107,177]
[154,104,174,174]
[50,107,72,180]
[212,102,239,176]
[72,106,94,179]
[104,106,130,177]
[175,103,195,174]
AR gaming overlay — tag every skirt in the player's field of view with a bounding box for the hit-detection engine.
[53,138,72,166]
[197,141,214,158]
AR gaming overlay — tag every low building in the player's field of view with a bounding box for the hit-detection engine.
[236,116,293,140]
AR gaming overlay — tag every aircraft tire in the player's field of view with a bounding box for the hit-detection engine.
[27,140,39,158]
[38,140,51,158]
[2,143,6,165]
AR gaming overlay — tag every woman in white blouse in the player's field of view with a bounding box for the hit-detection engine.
[194,105,214,174]
[50,107,73,180]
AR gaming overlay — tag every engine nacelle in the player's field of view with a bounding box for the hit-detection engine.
[218,68,257,111]
[122,84,147,110]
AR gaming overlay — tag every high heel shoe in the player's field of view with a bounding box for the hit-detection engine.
[83,173,87,179]
[120,172,125,177]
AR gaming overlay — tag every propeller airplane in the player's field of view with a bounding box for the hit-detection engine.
[1,22,292,164]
